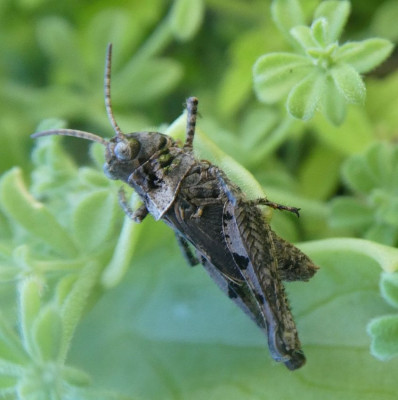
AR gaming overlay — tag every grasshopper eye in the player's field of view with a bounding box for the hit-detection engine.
[114,141,132,160]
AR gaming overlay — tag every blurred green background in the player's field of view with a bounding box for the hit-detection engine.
[2,0,398,399]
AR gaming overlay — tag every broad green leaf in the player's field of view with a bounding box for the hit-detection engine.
[253,53,312,103]
[0,168,77,257]
[314,0,350,43]
[169,0,204,41]
[70,238,398,399]
[330,64,366,104]
[72,189,119,253]
[32,306,63,361]
[271,0,305,36]
[334,39,394,73]
[286,71,324,120]
[368,315,398,360]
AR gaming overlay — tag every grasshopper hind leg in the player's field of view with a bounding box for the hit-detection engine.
[273,233,319,281]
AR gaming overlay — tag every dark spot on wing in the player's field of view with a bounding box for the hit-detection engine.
[255,293,265,304]
[232,253,249,270]
[223,211,233,221]
[227,283,238,299]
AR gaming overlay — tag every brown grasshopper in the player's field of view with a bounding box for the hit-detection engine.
[32,44,318,370]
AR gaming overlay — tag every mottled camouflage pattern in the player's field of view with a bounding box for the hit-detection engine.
[31,44,318,370]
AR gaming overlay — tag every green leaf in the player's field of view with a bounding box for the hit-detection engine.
[101,199,144,288]
[69,238,398,399]
[36,16,83,85]
[365,142,396,188]
[72,189,119,253]
[334,39,394,73]
[298,144,343,200]
[271,0,305,36]
[0,313,28,364]
[290,25,317,51]
[36,16,75,59]
[32,306,63,362]
[321,74,347,125]
[314,0,350,43]
[313,106,374,155]
[380,272,398,308]
[0,375,18,391]
[286,71,324,120]
[368,315,398,360]
[371,0,398,42]
[19,279,42,358]
[253,53,312,103]
[342,153,379,194]
[30,135,78,196]
[62,365,91,387]
[365,223,398,247]
[169,0,204,41]
[217,29,269,118]
[114,58,183,105]
[59,262,101,362]
[78,167,110,188]
[330,64,366,104]
[378,197,398,227]
[311,18,327,47]
[342,142,395,195]
[0,168,77,257]
[330,197,373,230]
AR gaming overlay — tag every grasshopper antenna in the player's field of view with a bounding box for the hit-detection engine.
[104,43,124,139]
[31,129,108,145]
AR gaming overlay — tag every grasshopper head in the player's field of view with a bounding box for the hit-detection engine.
[31,43,174,184]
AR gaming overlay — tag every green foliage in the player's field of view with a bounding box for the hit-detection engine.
[368,272,398,361]
[253,0,393,124]
[1,0,398,399]
[330,142,398,246]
